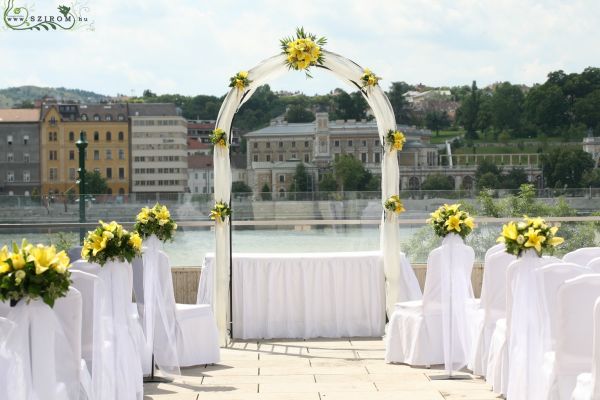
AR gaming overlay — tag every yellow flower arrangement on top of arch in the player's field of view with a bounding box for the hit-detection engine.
[280,27,327,77]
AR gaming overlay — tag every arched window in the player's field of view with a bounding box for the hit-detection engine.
[93,114,100,121]
[408,176,420,190]
[106,131,112,141]
[462,176,474,190]
[118,131,124,141]
[81,114,88,121]
[278,188,285,198]
[105,114,112,121]
[93,131,99,141]
[118,188,125,195]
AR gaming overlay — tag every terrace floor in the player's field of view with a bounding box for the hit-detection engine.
[144,338,500,400]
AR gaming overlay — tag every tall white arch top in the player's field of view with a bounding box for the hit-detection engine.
[212,49,412,343]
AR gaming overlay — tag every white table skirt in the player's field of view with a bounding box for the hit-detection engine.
[199,251,385,339]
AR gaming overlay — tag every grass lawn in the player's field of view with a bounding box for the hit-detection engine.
[429,129,464,144]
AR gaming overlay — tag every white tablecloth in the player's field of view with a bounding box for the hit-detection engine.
[199,251,386,339]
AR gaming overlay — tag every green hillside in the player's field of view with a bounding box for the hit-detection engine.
[0,86,108,108]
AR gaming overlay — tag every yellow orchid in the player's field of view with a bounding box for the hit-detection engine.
[524,228,546,253]
[0,245,10,274]
[444,215,462,232]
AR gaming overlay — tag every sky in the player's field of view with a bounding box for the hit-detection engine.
[1,0,600,98]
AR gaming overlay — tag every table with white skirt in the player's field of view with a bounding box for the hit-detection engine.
[198,251,386,339]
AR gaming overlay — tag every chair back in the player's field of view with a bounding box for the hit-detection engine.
[555,274,600,375]
[536,263,591,347]
[70,270,101,366]
[484,243,505,265]
[563,247,600,266]
[587,257,600,273]
[132,256,144,307]
[481,250,516,320]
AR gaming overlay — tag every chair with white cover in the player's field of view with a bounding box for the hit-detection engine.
[470,249,516,376]
[67,246,83,263]
[71,259,145,399]
[587,257,600,273]
[544,274,600,400]
[484,243,506,262]
[0,316,21,400]
[386,234,475,374]
[563,248,600,266]
[485,252,557,398]
[571,297,600,400]
[133,248,220,368]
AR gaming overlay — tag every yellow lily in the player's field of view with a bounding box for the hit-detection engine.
[10,250,26,270]
[445,203,461,213]
[548,236,564,247]
[464,217,475,230]
[28,244,57,275]
[501,222,519,241]
[52,250,70,274]
[445,215,462,232]
[524,228,546,253]
[0,245,10,273]
[129,233,142,251]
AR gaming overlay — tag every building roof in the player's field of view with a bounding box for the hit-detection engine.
[128,103,178,117]
[0,108,40,122]
[188,154,213,169]
[79,103,128,119]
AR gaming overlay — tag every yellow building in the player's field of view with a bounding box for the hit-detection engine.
[40,103,130,196]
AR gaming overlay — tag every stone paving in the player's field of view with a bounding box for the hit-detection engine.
[144,339,500,400]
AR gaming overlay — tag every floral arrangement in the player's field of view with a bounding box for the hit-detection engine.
[384,195,405,215]
[280,27,326,77]
[385,129,406,151]
[210,201,231,223]
[134,203,178,242]
[210,128,227,148]
[427,203,475,239]
[81,221,142,266]
[0,240,71,307]
[229,71,251,90]
[361,68,380,87]
[497,216,564,257]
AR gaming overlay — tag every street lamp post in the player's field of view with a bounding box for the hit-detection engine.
[76,131,88,244]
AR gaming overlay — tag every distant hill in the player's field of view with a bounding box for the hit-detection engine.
[0,86,109,108]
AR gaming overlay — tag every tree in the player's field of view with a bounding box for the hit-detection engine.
[260,183,272,200]
[285,105,315,123]
[421,174,454,191]
[582,169,600,188]
[232,181,252,193]
[333,155,372,191]
[491,82,524,134]
[142,89,156,98]
[387,82,412,124]
[573,89,600,130]
[457,81,480,140]
[84,171,108,195]
[524,83,568,133]
[330,89,367,121]
[318,173,337,192]
[475,159,502,181]
[503,168,529,189]
[290,163,312,192]
[477,172,501,190]
[541,148,596,188]
[424,110,450,135]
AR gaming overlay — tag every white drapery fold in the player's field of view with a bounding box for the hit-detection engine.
[141,235,180,376]
[212,50,408,340]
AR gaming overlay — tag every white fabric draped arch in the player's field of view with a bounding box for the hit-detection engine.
[213,50,412,343]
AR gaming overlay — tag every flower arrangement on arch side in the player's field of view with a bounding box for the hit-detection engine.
[229,71,252,90]
[385,129,406,151]
[497,216,564,257]
[134,203,178,242]
[361,68,381,88]
[210,201,231,223]
[384,195,405,215]
[210,128,228,148]
[0,240,71,307]
[427,203,475,239]
[81,220,142,266]
[280,27,326,77]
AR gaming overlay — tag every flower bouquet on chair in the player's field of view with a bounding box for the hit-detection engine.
[0,240,71,307]
[81,220,142,266]
[427,203,475,242]
[497,216,564,258]
[134,203,178,249]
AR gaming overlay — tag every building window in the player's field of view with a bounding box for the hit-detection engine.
[266,155,271,162]
[266,142,270,148]
[106,150,112,160]
[49,168,58,181]
[362,140,367,147]
[7,135,13,145]
[279,154,284,162]
[375,152,381,163]
[23,170,30,182]
[375,139,380,147]
[93,131,99,141]
[23,135,29,145]
[49,150,58,161]
[93,114,100,121]
[81,114,88,121]
[94,150,100,160]
[292,141,296,148]
[7,152,13,162]
[106,131,112,141]
[279,141,283,148]
[6,171,14,182]
[279,175,285,183]
[304,154,309,162]
[118,149,125,160]
[106,168,112,179]
[69,131,75,142]
[119,168,125,180]
[291,153,297,159]
[49,117,57,125]
[23,153,30,163]
[118,131,124,141]
[94,168,100,173]
[348,140,353,147]
[253,142,258,149]
[105,114,112,121]
[305,141,309,148]
[118,114,125,121]
[361,153,367,163]
[334,140,339,147]
[253,154,258,162]
[69,150,75,160]
[68,168,76,180]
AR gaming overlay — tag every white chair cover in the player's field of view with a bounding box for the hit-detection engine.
[563,248,600,266]
[587,257,600,273]
[0,316,22,400]
[484,243,506,262]
[386,234,475,373]
[486,251,556,396]
[571,297,600,400]
[133,235,180,376]
[470,249,516,376]
[1,289,82,400]
[544,274,600,400]
[71,260,144,400]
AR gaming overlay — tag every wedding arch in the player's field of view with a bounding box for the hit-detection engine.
[210,28,414,342]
